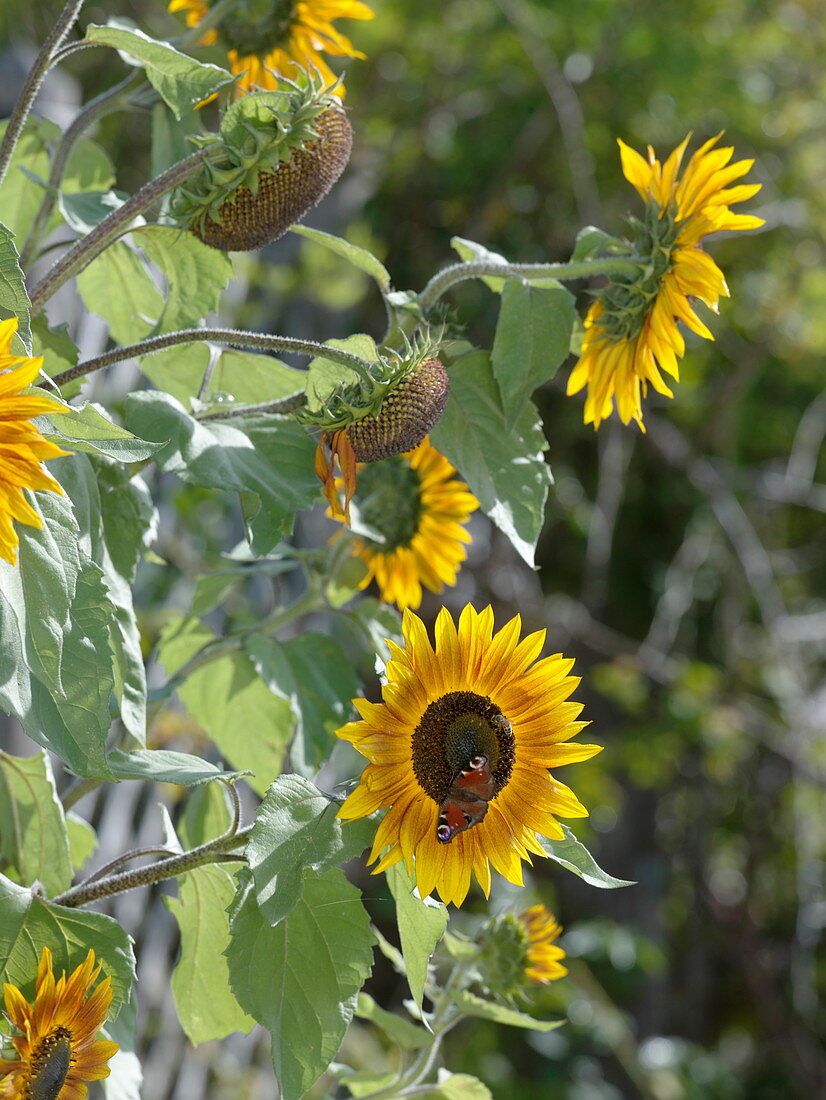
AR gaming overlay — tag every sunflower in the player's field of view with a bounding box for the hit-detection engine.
[337,604,601,906]
[0,317,70,566]
[518,904,568,984]
[0,947,119,1100]
[333,437,479,611]
[169,0,374,95]
[567,133,763,429]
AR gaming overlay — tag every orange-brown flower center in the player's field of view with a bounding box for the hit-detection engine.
[411,691,515,802]
[27,1027,73,1100]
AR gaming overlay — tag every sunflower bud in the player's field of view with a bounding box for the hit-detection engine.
[476,906,567,996]
[298,340,449,522]
[170,77,351,251]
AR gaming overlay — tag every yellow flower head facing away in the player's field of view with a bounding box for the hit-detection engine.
[567,133,764,430]
[0,317,70,565]
[169,0,375,95]
[332,437,479,611]
[478,904,568,994]
[0,946,119,1100]
[337,604,602,906]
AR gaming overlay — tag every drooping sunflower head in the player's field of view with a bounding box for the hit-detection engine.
[567,132,764,430]
[169,0,375,96]
[0,317,69,566]
[332,437,479,610]
[0,946,119,1100]
[170,76,352,251]
[477,905,567,995]
[337,604,602,906]
[302,341,450,521]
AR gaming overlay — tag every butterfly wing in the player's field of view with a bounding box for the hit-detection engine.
[436,755,496,844]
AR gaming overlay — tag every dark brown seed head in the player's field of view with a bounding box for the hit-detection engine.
[346,357,449,462]
[192,107,352,251]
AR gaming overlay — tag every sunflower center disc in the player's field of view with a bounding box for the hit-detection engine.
[30,1027,73,1100]
[216,0,298,56]
[353,456,424,550]
[411,691,515,803]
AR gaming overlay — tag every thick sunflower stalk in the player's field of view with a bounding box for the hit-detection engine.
[0,2,768,1098]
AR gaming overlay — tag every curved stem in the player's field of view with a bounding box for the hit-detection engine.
[49,39,101,66]
[28,146,224,315]
[19,71,145,268]
[0,0,87,188]
[53,328,377,388]
[357,965,467,1100]
[418,257,641,315]
[80,846,181,886]
[51,828,251,908]
[197,392,308,419]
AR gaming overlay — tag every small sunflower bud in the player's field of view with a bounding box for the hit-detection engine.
[346,356,448,461]
[170,77,351,252]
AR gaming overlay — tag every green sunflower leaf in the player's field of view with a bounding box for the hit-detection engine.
[354,992,429,1050]
[245,774,374,925]
[0,222,30,352]
[492,279,575,429]
[132,225,233,335]
[571,225,618,261]
[0,481,115,778]
[106,748,247,787]
[430,348,551,566]
[421,1074,494,1099]
[52,453,154,746]
[0,117,114,242]
[0,750,72,896]
[292,225,392,293]
[58,188,128,235]
[85,23,235,118]
[77,240,164,345]
[179,779,232,848]
[246,632,360,775]
[539,825,635,888]
[227,866,376,1100]
[31,316,79,388]
[448,989,563,1032]
[386,861,448,1011]
[0,873,136,1016]
[123,391,319,556]
[164,864,255,1043]
[66,811,98,872]
[39,401,164,462]
[157,617,295,795]
[305,334,381,411]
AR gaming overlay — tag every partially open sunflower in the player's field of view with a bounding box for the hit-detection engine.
[0,947,118,1100]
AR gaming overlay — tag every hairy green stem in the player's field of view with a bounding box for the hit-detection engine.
[28,146,224,314]
[19,71,145,267]
[0,0,87,187]
[60,774,99,811]
[418,256,642,314]
[197,392,308,419]
[358,965,466,1100]
[53,327,377,388]
[51,828,252,908]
